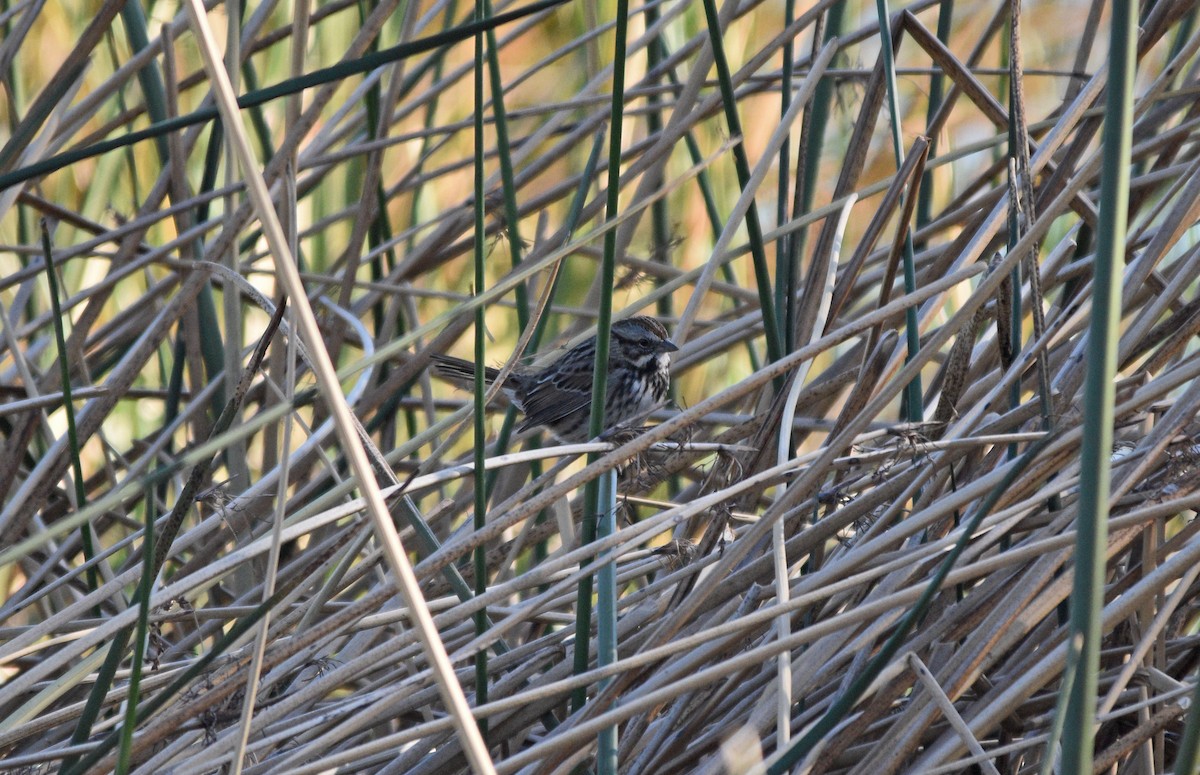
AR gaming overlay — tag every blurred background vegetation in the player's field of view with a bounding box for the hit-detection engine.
[3,0,1200,772]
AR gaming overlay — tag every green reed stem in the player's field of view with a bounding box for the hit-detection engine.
[1058,1,1135,771]
[914,0,952,243]
[776,0,796,353]
[787,1,844,339]
[1172,672,1200,775]
[473,5,490,732]
[40,222,99,603]
[114,492,154,774]
[699,0,782,365]
[573,0,629,716]
[596,467,619,774]
[872,0,923,422]
[482,0,530,332]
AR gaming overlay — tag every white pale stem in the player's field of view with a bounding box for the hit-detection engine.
[771,193,856,744]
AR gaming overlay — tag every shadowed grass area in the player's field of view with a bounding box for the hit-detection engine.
[3,0,1200,773]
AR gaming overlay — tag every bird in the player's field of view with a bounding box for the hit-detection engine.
[430,316,678,442]
[650,539,699,570]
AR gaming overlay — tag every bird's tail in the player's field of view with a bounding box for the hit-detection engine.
[430,354,503,387]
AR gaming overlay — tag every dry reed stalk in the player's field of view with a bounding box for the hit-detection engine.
[3,1,1200,773]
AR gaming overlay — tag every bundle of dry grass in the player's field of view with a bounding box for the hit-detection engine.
[2,0,1200,773]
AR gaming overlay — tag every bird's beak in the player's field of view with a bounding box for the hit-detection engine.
[661,339,679,353]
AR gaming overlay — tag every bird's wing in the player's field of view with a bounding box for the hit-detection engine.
[516,367,593,431]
